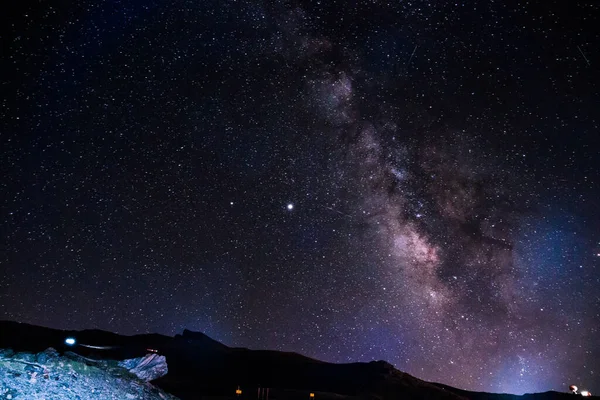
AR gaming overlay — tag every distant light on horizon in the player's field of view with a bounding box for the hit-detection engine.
[65,337,76,346]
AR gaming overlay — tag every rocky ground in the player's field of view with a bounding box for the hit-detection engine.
[0,347,178,400]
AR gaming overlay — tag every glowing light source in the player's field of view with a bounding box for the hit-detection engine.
[570,385,579,394]
[310,393,315,398]
[235,386,242,396]
[581,391,591,397]
[287,203,294,210]
[65,337,76,346]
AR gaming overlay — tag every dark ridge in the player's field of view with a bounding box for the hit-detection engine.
[0,321,591,400]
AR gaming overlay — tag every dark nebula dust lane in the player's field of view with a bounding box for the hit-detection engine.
[1,1,599,395]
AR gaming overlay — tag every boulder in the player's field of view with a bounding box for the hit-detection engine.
[119,353,168,382]
[36,347,60,364]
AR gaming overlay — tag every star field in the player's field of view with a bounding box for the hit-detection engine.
[1,0,599,395]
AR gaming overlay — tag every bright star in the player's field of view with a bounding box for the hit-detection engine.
[287,203,294,210]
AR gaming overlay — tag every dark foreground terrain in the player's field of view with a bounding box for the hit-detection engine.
[0,321,589,400]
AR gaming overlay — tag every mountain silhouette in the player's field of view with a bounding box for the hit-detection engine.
[0,321,588,400]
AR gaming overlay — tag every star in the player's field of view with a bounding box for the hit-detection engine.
[287,203,294,211]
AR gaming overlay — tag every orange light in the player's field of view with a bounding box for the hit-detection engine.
[310,393,315,398]
[570,385,579,394]
[236,386,242,395]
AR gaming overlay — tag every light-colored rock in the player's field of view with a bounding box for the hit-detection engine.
[119,353,168,382]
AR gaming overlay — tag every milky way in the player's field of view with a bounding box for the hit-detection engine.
[2,1,599,395]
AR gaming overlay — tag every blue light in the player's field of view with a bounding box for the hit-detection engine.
[65,337,76,346]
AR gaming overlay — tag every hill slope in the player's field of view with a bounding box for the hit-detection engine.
[0,321,586,400]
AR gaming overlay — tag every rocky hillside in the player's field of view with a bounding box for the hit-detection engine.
[0,347,177,400]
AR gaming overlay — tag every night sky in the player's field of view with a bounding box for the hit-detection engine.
[2,0,599,395]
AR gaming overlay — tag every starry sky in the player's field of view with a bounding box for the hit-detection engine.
[1,0,599,395]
